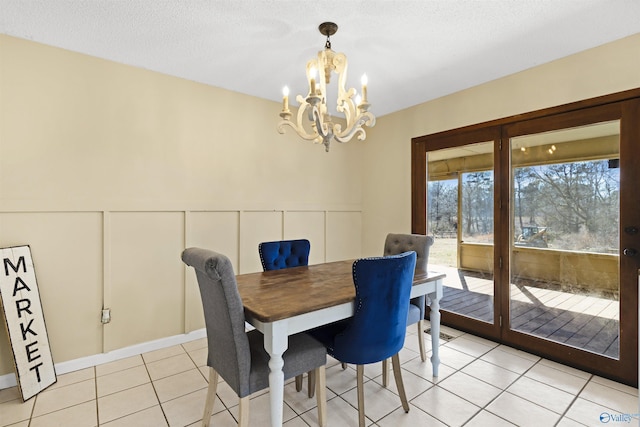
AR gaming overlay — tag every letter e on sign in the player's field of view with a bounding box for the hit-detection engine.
[0,246,56,401]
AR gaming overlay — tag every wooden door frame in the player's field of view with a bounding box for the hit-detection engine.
[412,88,640,386]
[413,126,503,341]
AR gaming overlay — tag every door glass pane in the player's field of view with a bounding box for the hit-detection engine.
[462,171,494,244]
[510,121,620,359]
[428,141,494,323]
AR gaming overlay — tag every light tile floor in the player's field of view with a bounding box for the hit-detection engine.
[1,323,638,426]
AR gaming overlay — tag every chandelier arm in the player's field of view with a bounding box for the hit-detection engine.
[334,53,358,124]
[308,104,334,152]
[337,95,356,129]
[334,53,348,100]
[277,100,322,141]
[311,105,333,141]
[335,127,367,144]
[277,120,319,141]
[332,112,376,142]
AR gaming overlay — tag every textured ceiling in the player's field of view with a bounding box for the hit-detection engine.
[1,0,639,116]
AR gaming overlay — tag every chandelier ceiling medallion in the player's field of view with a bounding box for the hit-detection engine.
[278,22,376,152]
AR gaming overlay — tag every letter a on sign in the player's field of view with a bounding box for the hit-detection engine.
[0,246,56,401]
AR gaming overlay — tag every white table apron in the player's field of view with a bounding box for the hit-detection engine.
[244,274,444,427]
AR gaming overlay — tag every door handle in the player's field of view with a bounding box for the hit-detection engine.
[623,248,637,257]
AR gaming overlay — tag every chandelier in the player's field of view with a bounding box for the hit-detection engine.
[278,22,376,152]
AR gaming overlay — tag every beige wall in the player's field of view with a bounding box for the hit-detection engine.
[361,33,640,257]
[1,31,639,379]
[0,35,363,376]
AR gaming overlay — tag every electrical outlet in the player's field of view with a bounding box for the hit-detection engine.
[101,308,111,324]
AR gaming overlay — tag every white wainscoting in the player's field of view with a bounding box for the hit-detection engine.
[0,208,362,383]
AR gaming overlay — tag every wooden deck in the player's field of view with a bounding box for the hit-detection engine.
[436,267,620,358]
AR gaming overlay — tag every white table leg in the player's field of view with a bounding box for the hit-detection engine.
[263,321,288,427]
[429,279,443,377]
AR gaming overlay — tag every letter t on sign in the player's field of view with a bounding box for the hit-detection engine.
[0,246,56,401]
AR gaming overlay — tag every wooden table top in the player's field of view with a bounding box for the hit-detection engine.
[236,259,442,323]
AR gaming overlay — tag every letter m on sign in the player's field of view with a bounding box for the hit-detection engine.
[0,246,56,401]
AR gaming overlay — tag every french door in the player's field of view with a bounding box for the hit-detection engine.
[418,128,502,341]
[412,92,640,385]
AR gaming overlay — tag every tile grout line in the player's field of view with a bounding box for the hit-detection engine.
[553,372,594,427]
[422,332,550,426]
[27,390,37,427]
[430,335,502,426]
[181,342,237,425]
[142,350,171,427]
[467,358,543,426]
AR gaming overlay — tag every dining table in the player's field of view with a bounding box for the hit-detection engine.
[236,258,445,427]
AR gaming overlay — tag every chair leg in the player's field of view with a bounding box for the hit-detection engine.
[295,374,303,392]
[202,367,218,427]
[381,358,389,387]
[417,319,426,362]
[238,396,250,427]
[307,369,316,398]
[315,365,327,427]
[391,354,409,413]
[202,368,219,427]
[356,365,365,427]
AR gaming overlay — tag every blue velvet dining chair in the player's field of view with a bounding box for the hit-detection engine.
[258,238,314,396]
[182,247,327,427]
[381,233,434,385]
[258,238,310,271]
[310,251,417,427]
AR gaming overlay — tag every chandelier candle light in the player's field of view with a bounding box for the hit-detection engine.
[278,22,376,152]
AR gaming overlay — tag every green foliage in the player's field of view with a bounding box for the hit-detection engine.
[428,160,620,254]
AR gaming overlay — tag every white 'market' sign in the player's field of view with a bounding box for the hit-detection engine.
[0,245,56,401]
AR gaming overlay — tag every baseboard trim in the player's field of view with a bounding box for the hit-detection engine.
[0,328,206,390]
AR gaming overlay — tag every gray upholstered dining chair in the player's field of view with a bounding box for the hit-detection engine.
[182,247,327,427]
[381,233,434,385]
